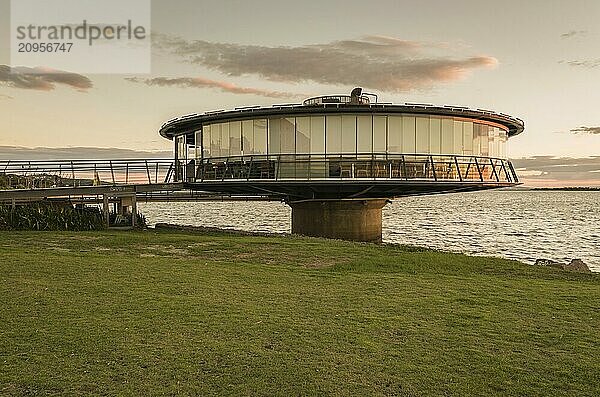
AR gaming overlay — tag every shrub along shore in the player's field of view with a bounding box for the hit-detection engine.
[0,203,146,231]
[0,229,598,395]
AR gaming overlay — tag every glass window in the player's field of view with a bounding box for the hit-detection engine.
[229,121,241,156]
[492,127,498,157]
[176,135,187,161]
[268,118,280,154]
[341,115,357,154]
[211,123,221,157]
[499,129,508,158]
[463,121,474,155]
[242,120,254,154]
[326,115,342,154]
[373,116,388,153]
[254,119,267,154]
[402,116,416,154]
[429,117,441,154]
[310,116,325,154]
[357,115,373,154]
[202,124,211,158]
[220,122,230,157]
[453,120,463,155]
[480,124,490,156]
[195,130,202,160]
[473,123,482,156]
[441,118,454,154]
[296,117,310,154]
[416,116,429,154]
[388,116,402,153]
[373,116,387,153]
[280,118,295,154]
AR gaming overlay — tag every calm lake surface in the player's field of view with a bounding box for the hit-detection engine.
[139,190,599,272]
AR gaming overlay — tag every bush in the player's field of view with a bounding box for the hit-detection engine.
[0,204,106,231]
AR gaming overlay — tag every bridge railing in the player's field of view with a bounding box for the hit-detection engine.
[0,159,175,190]
[189,153,519,184]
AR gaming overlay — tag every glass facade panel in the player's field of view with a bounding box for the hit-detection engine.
[341,115,357,154]
[373,116,386,153]
[200,115,509,161]
[499,129,508,158]
[268,118,280,154]
[453,120,463,155]
[195,130,202,160]
[479,124,489,156]
[296,117,310,154]
[493,127,502,158]
[211,123,221,157]
[220,122,230,157]
[473,123,482,156]
[326,115,342,154]
[241,120,253,154]
[388,116,402,153]
[280,118,295,154]
[430,117,441,154]
[441,118,453,155]
[357,116,373,154]
[229,121,241,156]
[402,116,416,153]
[310,116,325,154]
[202,124,211,158]
[254,119,267,154]
[416,117,430,154]
[176,135,186,161]
[463,121,474,155]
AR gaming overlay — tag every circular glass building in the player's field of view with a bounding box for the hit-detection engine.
[160,88,524,242]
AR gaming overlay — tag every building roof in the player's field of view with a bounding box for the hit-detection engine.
[159,96,525,140]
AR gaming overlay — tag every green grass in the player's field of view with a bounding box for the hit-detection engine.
[0,230,598,396]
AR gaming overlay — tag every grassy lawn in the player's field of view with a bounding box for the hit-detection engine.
[0,230,598,396]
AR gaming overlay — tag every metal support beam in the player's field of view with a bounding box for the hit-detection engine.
[131,193,137,228]
[102,194,110,227]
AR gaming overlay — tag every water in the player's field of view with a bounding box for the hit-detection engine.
[138,191,600,272]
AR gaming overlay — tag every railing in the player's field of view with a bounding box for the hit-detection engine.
[187,153,519,184]
[0,159,175,190]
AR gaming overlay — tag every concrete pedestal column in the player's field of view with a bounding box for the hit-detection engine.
[290,199,388,243]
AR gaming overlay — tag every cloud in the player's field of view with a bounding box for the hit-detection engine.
[125,76,302,99]
[0,146,170,161]
[561,59,600,68]
[0,65,92,91]
[153,34,498,92]
[560,30,587,39]
[570,126,600,135]
[512,156,600,184]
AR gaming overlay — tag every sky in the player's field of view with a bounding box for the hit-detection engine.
[1,0,600,186]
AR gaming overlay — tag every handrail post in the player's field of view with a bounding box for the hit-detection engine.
[489,158,500,182]
[500,160,511,182]
[473,157,484,182]
[71,161,76,187]
[430,156,437,181]
[454,156,463,182]
[145,160,151,184]
[508,161,519,183]
[109,160,115,185]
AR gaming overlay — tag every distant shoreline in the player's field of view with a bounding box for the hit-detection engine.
[529,187,600,191]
